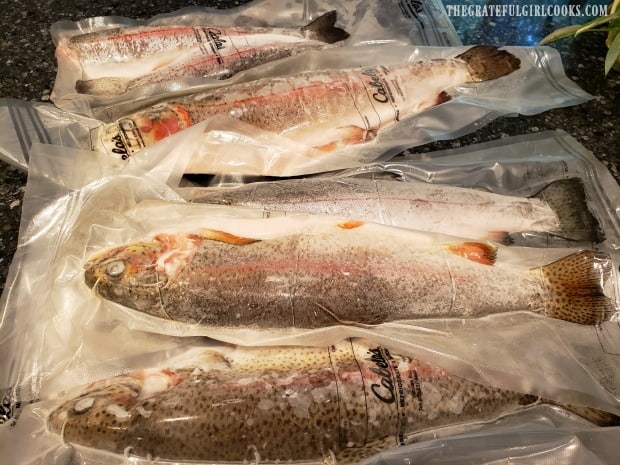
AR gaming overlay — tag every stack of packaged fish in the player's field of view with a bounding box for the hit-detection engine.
[1,1,619,465]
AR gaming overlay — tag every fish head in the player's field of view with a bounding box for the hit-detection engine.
[84,240,167,314]
[48,369,182,451]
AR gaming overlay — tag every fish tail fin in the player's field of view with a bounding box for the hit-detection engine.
[534,178,604,243]
[76,77,129,96]
[301,10,350,44]
[540,250,617,324]
[545,400,620,426]
[456,45,521,82]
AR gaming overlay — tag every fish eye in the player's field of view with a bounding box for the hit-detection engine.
[106,260,126,278]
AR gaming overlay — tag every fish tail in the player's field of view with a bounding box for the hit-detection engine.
[456,45,521,82]
[534,178,604,243]
[301,10,350,44]
[547,400,620,426]
[540,250,617,324]
[76,77,129,96]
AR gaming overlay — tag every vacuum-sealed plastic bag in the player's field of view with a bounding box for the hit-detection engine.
[183,130,619,250]
[24,340,620,464]
[2,131,620,464]
[89,44,591,177]
[0,46,591,177]
[0,98,99,172]
[50,0,460,114]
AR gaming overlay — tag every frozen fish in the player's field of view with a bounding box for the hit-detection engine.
[190,177,602,242]
[92,45,521,159]
[48,340,619,463]
[57,11,349,95]
[83,218,616,327]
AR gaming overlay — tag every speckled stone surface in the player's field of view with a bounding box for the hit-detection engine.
[0,0,618,296]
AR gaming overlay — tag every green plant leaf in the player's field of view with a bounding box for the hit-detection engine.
[576,10,620,35]
[605,31,620,74]
[539,24,584,44]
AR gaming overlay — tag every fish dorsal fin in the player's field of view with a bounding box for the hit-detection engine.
[301,10,350,44]
[197,228,259,245]
[444,242,497,266]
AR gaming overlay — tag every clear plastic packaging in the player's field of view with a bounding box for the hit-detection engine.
[87,45,591,177]
[0,46,592,177]
[2,131,620,464]
[50,0,461,115]
[34,340,620,464]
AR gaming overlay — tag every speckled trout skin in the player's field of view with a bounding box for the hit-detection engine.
[190,177,602,243]
[83,219,616,327]
[58,11,349,96]
[92,45,520,158]
[47,340,618,462]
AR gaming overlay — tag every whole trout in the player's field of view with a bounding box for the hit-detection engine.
[92,45,520,161]
[48,340,619,463]
[83,217,616,327]
[57,11,349,96]
[190,177,602,243]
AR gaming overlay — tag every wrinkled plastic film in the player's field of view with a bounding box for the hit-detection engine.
[0,46,591,175]
[87,45,591,177]
[20,340,620,464]
[3,133,620,464]
[50,0,460,114]
[2,165,620,412]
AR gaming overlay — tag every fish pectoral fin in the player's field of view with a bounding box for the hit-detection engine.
[337,220,365,229]
[313,126,377,152]
[197,228,259,245]
[444,242,497,266]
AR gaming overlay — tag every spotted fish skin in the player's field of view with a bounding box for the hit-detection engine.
[58,11,349,96]
[49,340,564,463]
[83,219,616,327]
[92,45,520,158]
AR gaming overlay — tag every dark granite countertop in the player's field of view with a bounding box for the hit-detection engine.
[0,0,618,296]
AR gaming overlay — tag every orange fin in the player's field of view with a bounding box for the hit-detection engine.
[314,126,377,152]
[444,242,497,266]
[197,228,259,245]
[338,220,365,229]
[539,250,617,324]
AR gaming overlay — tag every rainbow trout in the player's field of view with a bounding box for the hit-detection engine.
[57,11,349,96]
[190,177,602,243]
[92,45,520,160]
[47,340,619,463]
[83,217,616,327]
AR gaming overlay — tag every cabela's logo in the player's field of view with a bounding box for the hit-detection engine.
[361,68,390,104]
[367,347,396,403]
[205,28,227,51]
